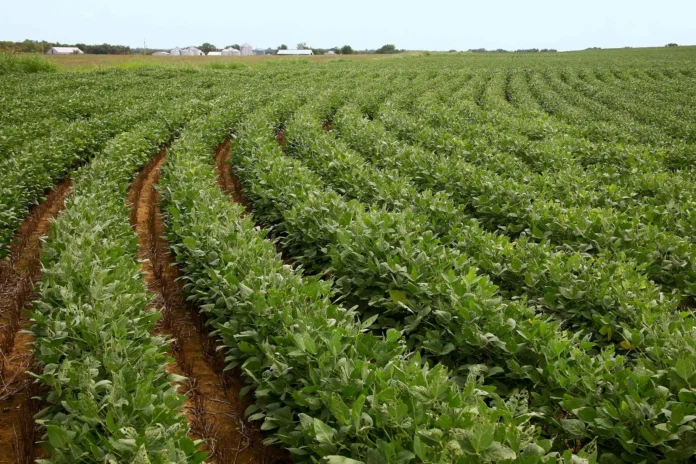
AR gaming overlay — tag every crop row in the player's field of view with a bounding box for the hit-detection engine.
[371,83,696,250]
[328,102,696,300]
[0,78,204,258]
[159,89,552,463]
[29,97,213,462]
[229,91,696,461]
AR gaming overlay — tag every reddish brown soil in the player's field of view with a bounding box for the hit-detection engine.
[128,148,276,464]
[214,139,249,211]
[0,179,71,464]
[274,129,286,151]
[322,120,333,132]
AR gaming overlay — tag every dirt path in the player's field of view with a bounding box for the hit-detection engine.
[0,179,71,464]
[214,139,249,210]
[128,148,273,464]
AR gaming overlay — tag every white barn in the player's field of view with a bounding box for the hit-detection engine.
[207,51,222,56]
[153,51,170,56]
[277,49,314,56]
[170,47,182,56]
[240,43,252,56]
[46,47,83,55]
[221,48,241,56]
[180,47,204,56]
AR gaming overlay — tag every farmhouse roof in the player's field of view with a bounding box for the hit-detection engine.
[48,47,83,54]
[277,49,314,55]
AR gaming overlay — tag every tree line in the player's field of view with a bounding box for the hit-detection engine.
[1,39,405,56]
[0,40,131,54]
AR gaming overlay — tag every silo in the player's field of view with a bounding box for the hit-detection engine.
[241,43,252,56]
[222,48,241,56]
[170,47,182,56]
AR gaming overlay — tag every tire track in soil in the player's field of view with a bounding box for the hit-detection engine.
[128,148,277,464]
[0,179,72,464]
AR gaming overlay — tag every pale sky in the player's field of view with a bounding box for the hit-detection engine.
[2,0,694,51]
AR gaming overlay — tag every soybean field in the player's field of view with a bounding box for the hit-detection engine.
[1,47,696,463]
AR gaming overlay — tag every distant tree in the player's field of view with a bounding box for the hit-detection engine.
[224,44,240,50]
[297,42,309,50]
[375,44,397,54]
[666,43,679,47]
[340,45,354,55]
[279,44,288,50]
[448,49,457,53]
[199,43,216,54]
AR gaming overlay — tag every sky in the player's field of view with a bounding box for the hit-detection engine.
[2,0,695,52]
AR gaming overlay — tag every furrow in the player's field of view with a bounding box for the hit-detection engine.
[128,148,275,464]
[0,177,71,464]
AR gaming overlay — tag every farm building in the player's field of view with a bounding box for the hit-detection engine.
[325,50,336,55]
[207,51,222,56]
[253,50,266,56]
[170,47,182,56]
[46,47,83,55]
[222,48,241,56]
[180,47,204,56]
[152,51,170,56]
[277,49,314,56]
[240,43,253,56]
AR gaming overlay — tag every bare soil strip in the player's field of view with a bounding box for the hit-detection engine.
[128,148,274,464]
[214,139,249,210]
[0,179,71,464]
[274,129,286,152]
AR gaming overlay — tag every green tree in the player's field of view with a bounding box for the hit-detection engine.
[340,45,353,55]
[279,44,288,50]
[375,44,397,54]
[199,43,216,54]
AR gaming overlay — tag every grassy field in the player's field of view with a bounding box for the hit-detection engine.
[37,45,696,71]
[43,51,417,71]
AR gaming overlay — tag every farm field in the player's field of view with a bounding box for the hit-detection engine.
[0,46,695,463]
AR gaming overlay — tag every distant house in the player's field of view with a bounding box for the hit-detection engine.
[222,48,241,56]
[180,47,204,56]
[325,50,336,55]
[207,51,222,56]
[153,51,170,56]
[277,49,314,56]
[46,47,83,55]
[240,43,253,56]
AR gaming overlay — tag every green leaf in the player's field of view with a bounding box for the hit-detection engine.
[467,422,495,453]
[573,407,598,423]
[313,418,336,444]
[561,418,587,438]
[389,289,409,305]
[183,237,197,249]
[352,394,366,431]
[325,457,365,464]
[46,425,71,449]
[483,442,516,461]
[678,388,696,403]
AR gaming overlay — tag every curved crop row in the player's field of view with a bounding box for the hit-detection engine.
[159,93,549,464]
[331,105,696,299]
[230,96,696,461]
[30,100,210,463]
